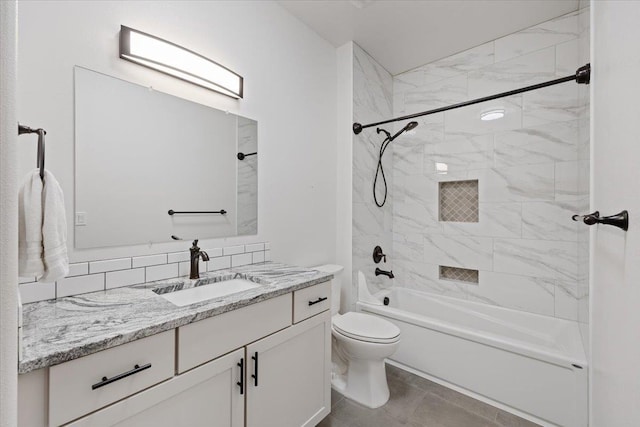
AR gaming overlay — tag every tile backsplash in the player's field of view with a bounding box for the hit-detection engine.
[19,242,271,304]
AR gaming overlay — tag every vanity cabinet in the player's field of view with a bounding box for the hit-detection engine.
[67,348,245,427]
[246,311,331,427]
[18,281,332,427]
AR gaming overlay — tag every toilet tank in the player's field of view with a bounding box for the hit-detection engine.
[312,264,344,315]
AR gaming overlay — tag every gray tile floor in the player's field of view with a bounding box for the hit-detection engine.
[318,364,540,427]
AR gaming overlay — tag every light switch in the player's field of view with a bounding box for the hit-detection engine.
[75,212,87,226]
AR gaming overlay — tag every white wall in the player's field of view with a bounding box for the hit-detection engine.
[17,1,337,268]
[336,42,354,312]
[591,2,640,425]
[0,1,18,424]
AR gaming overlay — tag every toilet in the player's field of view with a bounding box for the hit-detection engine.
[313,264,400,409]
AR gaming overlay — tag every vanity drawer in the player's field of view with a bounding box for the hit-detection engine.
[49,330,174,427]
[177,293,292,373]
[293,281,331,323]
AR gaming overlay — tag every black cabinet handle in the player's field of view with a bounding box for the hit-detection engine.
[237,358,244,395]
[251,352,259,387]
[308,297,328,306]
[91,363,152,390]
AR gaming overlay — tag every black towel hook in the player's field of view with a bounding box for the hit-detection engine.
[18,123,46,180]
[572,210,629,231]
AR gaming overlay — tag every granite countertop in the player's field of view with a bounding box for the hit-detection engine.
[19,262,333,374]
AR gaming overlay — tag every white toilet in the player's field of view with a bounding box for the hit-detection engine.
[314,264,400,409]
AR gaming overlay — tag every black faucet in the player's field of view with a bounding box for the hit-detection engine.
[375,268,394,279]
[190,239,210,280]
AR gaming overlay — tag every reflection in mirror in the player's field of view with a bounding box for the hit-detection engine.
[74,67,257,249]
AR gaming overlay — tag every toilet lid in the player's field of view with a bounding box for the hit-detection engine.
[333,312,400,343]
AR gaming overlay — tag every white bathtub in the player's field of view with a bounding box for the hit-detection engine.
[356,285,587,427]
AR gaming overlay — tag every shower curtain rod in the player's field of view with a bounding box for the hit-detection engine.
[352,63,591,135]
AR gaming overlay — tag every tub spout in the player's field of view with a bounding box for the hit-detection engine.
[375,268,394,279]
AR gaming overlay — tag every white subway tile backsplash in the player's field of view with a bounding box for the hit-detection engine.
[245,243,265,252]
[264,242,271,250]
[106,268,145,289]
[178,262,189,277]
[208,256,231,271]
[19,281,56,304]
[167,251,190,264]
[252,251,265,263]
[57,274,105,298]
[89,258,131,274]
[231,253,252,267]
[203,248,223,258]
[67,262,89,277]
[132,254,167,268]
[145,264,179,282]
[20,241,270,301]
[223,245,245,256]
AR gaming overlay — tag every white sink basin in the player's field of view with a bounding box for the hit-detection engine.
[158,279,261,307]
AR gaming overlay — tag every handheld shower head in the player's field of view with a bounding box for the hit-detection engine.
[389,121,419,141]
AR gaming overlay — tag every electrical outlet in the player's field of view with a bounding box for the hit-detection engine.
[75,212,87,226]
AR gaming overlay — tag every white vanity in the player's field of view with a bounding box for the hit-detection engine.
[18,264,332,427]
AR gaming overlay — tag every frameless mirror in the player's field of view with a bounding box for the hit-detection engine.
[74,67,257,249]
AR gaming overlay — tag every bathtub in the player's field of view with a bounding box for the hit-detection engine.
[356,282,587,427]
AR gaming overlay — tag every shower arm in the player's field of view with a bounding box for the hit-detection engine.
[353,63,591,135]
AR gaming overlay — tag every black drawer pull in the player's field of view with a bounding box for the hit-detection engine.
[91,363,152,390]
[251,352,259,387]
[308,297,328,306]
[237,358,244,395]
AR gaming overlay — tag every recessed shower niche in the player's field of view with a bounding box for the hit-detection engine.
[438,180,479,222]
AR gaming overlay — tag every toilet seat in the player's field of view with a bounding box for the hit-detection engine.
[333,312,400,344]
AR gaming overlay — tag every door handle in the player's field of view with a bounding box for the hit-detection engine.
[237,358,244,395]
[251,352,259,387]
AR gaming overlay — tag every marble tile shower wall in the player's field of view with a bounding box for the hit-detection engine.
[18,242,271,304]
[237,117,258,235]
[391,9,590,322]
[352,44,395,305]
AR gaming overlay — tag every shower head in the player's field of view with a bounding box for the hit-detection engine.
[389,121,418,141]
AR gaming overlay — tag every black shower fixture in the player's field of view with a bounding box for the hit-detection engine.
[373,121,419,207]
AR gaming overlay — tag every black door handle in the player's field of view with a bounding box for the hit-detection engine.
[308,297,328,306]
[91,363,152,390]
[237,358,244,395]
[251,352,259,387]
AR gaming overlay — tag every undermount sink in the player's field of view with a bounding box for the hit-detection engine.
[157,278,262,307]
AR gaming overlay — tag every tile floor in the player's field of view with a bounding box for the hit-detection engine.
[318,364,540,427]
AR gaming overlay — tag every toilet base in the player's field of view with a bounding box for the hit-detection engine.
[331,359,391,409]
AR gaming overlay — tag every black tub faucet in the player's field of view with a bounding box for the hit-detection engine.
[375,268,394,279]
[190,239,210,279]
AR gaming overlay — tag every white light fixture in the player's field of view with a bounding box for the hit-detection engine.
[119,26,243,99]
[480,108,505,121]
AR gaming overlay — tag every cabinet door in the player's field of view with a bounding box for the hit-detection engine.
[246,311,331,427]
[69,348,245,427]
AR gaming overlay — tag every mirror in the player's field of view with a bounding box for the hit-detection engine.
[74,67,257,249]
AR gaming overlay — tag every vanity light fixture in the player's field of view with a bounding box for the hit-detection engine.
[480,108,505,121]
[119,25,243,99]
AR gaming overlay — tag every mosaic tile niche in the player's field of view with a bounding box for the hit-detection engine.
[439,180,479,222]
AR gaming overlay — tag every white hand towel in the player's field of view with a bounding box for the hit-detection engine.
[40,170,69,282]
[18,170,45,278]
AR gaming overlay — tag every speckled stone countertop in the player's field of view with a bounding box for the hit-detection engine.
[19,262,332,374]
